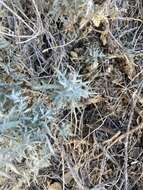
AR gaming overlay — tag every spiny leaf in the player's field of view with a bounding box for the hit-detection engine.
[0,121,19,131]
[32,84,60,91]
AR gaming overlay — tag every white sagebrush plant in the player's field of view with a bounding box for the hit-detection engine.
[0,86,55,185]
[33,68,91,110]
[53,69,91,109]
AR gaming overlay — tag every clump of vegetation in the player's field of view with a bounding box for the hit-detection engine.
[0,0,143,189]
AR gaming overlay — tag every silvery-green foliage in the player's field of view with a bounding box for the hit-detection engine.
[0,37,10,49]
[59,122,73,139]
[0,125,52,180]
[29,101,56,126]
[32,69,90,109]
[0,89,27,132]
[90,184,107,190]
[0,85,55,181]
[0,85,56,132]
[53,69,90,109]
